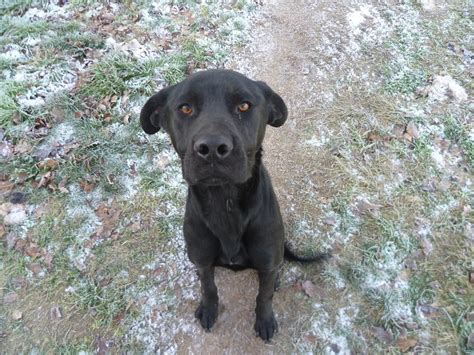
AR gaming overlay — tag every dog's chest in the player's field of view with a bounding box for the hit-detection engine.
[195,187,249,262]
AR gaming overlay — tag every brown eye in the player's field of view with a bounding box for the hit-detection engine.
[179,104,193,115]
[237,102,250,113]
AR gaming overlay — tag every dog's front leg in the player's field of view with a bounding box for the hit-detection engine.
[255,269,278,341]
[195,265,218,331]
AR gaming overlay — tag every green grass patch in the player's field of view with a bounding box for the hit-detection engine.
[0,16,50,41]
[78,53,161,99]
[0,80,29,128]
[442,115,474,169]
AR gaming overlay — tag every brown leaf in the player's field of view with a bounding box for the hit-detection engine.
[392,124,406,139]
[44,252,53,268]
[38,158,58,170]
[0,141,13,159]
[103,113,112,123]
[50,305,62,320]
[4,292,19,304]
[123,113,131,124]
[12,310,23,320]
[50,107,65,122]
[469,271,474,284]
[13,140,32,155]
[14,239,27,252]
[355,199,382,215]
[0,225,5,239]
[372,326,392,344]
[0,180,14,198]
[37,171,52,188]
[25,244,42,258]
[324,216,337,225]
[34,117,48,129]
[301,280,318,298]
[79,181,95,192]
[406,121,420,140]
[396,336,417,352]
[419,304,440,318]
[28,263,42,274]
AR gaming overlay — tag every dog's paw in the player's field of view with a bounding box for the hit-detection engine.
[254,313,278,342]
[195,302,218,331]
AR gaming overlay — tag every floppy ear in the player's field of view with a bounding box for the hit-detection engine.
[140,85,175,134]
[256,81,288,127]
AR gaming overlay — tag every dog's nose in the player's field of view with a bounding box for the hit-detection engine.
[193,135,233,160]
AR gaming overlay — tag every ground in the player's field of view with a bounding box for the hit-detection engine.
[1,0,473,354]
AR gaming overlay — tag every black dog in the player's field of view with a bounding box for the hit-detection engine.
[140,70,326,341]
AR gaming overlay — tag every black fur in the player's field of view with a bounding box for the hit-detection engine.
[140,70,328,341]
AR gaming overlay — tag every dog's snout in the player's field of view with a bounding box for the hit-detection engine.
[193,135,233,160]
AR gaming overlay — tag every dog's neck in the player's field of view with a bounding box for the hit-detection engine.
[188,148,264,260]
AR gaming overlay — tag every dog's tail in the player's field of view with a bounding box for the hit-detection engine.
[284,243,331,263]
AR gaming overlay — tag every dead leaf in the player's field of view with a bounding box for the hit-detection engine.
[50,305,62,320]
[37,171,52,188]
[13,140,32,155]
[469,270,474,284]
[399,269,411,281]
[4,208,27,225]
[6,232,17,250]
[123,113,131,124]
[0,180,14,198]
[25,244,42,258]
[79,181,95,192]
[38,158,58,170]
[396,336,417,352]
[301,280,318,298]
[28,263,42,274]
[421,237,433,256]
[4,292,19,304]
[324,216,337,225]
[392,124,406,139]
[103,113,112,123]
[419,304,440,318]
[11,310,23,320]
[467,333,474,349]
[372,326,392,344]
[355,199,382,215]
[44,252,53,268]
[0,225,5,239]
[130,221,141,232]
[406,122,420,140]
[0,141,13,158]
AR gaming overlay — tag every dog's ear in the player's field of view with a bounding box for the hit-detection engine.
[140,85,176,134]
[256,81,288,127]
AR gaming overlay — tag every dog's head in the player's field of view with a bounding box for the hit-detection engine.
[140,70,287,186]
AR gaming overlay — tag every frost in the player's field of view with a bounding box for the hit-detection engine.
[430,147,445,168]
[425,75,468,103]
[346,6,372,31]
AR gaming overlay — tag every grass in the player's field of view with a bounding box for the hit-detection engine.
[78,54,161,99]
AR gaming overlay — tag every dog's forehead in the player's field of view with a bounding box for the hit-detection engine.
[179,70,257,99]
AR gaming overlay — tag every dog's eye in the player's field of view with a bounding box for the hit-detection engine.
[237,102,251,113]
[178,104,193,115]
